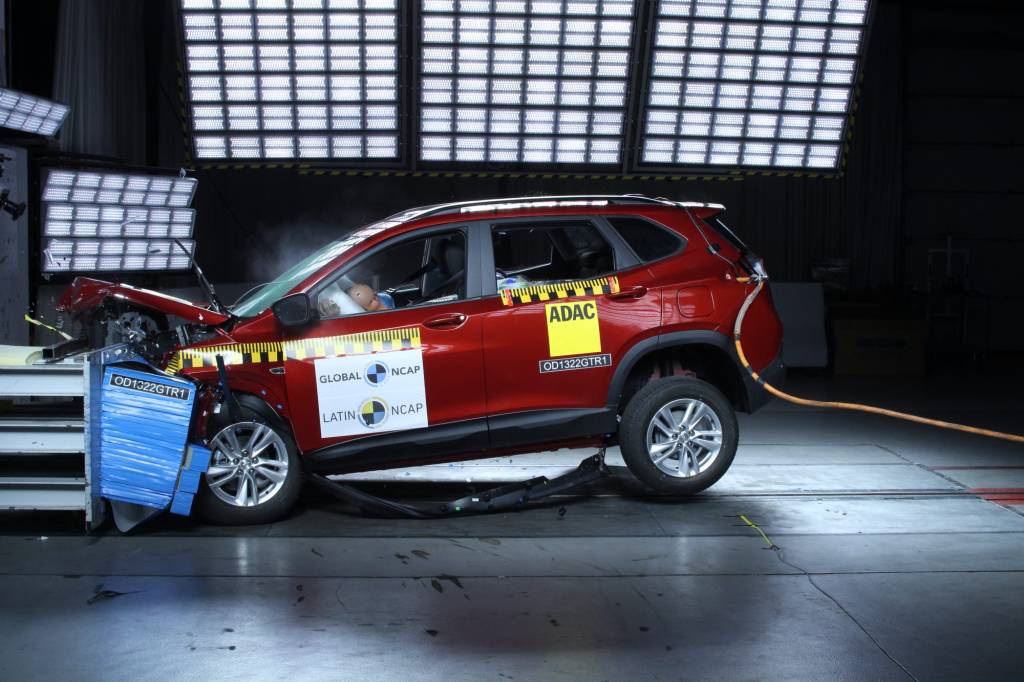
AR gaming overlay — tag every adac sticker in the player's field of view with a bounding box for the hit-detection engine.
[545,300,601,357]
[314,348,427,438]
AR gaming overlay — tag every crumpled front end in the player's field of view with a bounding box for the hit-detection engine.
[54,276,230,366]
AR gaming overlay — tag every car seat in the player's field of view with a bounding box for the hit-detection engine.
[422,237,465,297]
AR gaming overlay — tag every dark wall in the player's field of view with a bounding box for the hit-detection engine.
[897,2,1024,350]
[901,4,1024,287]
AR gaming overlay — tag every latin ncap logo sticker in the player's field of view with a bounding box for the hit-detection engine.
[359,398,388,428]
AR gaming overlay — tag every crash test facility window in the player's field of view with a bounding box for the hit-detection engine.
[317,230,466,319]
[608,217,685,263]
[492,222,615,289]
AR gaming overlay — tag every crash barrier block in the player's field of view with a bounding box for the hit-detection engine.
[99,365,197,509]
[169,443,212,516]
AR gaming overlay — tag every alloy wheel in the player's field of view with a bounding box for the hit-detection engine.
[206,421,289,507]
[644,398,724,478]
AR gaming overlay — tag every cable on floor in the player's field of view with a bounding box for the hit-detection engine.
[734,278,1024,444]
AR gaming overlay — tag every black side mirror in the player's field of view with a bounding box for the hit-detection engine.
[271,292,312,327]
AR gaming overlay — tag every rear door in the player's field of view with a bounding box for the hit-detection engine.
[282,225,488,459]
[479,217,662,435]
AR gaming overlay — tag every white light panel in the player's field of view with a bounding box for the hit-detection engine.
[41,239,196,273]
[43,204,196,239]
[41,169,199,273]
[640,0,869,170]
[0,87,69,136]
[43,170,198,207]
[181,0,400,160]
[420,0,635,165]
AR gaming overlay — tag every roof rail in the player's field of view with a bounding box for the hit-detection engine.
[410,194,675,220]
[376,195,725,229]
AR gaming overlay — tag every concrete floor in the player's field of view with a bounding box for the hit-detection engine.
[2,373,1023,680]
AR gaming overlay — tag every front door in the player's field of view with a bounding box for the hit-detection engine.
[283,226,487,463]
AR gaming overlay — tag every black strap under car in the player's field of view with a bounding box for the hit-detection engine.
[305,451,608,518]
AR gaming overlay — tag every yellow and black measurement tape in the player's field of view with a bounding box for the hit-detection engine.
[500,276,620,307]
[283,327,420,361]
[166,327,421,373]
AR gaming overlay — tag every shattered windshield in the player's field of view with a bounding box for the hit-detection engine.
[231,219,399,318]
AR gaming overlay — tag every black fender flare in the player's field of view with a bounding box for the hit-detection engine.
[606,330,753,412]
[209,392,295,439]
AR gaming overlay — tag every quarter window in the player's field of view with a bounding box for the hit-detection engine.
[608,217,685,263]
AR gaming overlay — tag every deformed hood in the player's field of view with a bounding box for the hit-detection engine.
[56,277,230,326]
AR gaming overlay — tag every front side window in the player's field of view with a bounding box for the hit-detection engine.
[317,230,466,319]
[491,222,615,290]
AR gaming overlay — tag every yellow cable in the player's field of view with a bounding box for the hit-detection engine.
[734,280,1024,444]
[739,514,778,549]
[24,314,73,341]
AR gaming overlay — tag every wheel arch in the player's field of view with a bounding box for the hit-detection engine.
[608,331,751,413]
[208,391,296,441]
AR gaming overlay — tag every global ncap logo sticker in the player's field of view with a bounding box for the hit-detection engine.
[364,360,389,387]
[358,397,388,428]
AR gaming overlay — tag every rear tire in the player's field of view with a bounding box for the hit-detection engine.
[195,403,302,525]
[619,377,738,494]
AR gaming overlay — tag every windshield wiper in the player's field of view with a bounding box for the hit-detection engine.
[230,281,272,308]
[173,239,230,317]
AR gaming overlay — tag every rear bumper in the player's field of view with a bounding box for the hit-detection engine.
[742,350,786,413]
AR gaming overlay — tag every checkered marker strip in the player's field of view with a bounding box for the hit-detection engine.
[500,276,620,307]
[166,327,421,372]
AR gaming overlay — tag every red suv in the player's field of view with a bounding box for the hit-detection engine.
[58,195,784,524]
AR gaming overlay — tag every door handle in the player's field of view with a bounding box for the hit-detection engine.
[606,285,647,301]
[423,312,467,329]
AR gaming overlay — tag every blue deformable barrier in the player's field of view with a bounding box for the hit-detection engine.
[99,365,208,514]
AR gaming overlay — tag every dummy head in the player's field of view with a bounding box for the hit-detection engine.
[347,283,385,311]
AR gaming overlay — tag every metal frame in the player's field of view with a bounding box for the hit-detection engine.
[0,357,104,528]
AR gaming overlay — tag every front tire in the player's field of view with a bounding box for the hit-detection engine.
[195,406,302,525]
[619,377,738,494]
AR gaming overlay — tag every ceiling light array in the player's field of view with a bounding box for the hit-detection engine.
[640,0,868,169]
[419,0,635,164]
[41,170,199,273]
[181,0,400,160]
[177,0,871,171]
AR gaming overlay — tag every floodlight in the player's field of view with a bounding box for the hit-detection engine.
[41,168,198,273]
[43,204,196,239]
[0,87,69,136]
[179,0,400,160]
[42,170,197,207]
[639,0,871,171]
[41,238,196,273]
[419,0,636,165]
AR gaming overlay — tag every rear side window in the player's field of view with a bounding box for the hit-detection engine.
[492,221,615,283]
[608,217,685,263]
